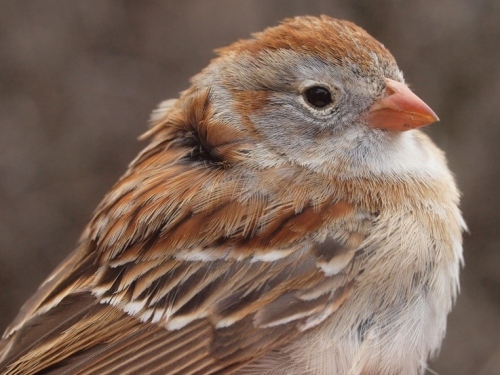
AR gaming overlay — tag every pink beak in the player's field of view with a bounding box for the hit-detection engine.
[364,78,439,131]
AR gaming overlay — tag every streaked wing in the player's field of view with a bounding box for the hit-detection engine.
[0,238,362,375]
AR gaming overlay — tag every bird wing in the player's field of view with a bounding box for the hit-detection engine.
[0,90,373,375]
[1,216,366,375]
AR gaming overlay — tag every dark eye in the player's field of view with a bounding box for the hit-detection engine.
[304,86,333,109]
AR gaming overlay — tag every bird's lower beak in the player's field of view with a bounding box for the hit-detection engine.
[364,78,439,131]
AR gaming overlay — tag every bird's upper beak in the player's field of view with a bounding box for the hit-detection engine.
[364,78,439,131]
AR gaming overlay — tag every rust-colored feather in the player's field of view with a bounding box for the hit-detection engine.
[0,83,367,374]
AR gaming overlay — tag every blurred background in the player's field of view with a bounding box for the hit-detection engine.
[0,1,498,374]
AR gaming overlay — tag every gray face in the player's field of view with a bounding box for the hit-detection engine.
[212,48,404,172]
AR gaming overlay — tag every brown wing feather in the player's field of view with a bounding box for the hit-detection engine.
[0,88,374,374]
[0,239,361,375]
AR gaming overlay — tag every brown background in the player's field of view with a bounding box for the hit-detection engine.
[0,1,499,374]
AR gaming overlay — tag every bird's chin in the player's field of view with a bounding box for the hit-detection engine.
[303,127,438,181]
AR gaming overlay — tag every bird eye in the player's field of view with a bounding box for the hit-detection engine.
[304,86,333,109]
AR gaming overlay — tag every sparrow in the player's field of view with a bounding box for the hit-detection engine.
[0,15,465,375]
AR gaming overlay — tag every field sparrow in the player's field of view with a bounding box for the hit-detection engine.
[0,16,465,375]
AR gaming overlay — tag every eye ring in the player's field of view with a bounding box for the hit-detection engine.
[301,82,338,116]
